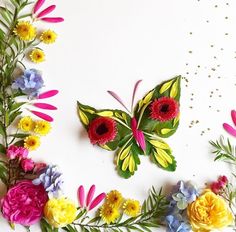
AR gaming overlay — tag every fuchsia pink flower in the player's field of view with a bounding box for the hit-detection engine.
[7,145,28,160]
[21,158,35,172]
[223,110,236,137]
[210,175,228,194]
[77,185,106,210]
[33,0,64,23]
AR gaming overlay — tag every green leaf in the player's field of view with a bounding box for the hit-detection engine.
[0,143,6,155]
[0,162,8,185]
[40,219,58,232]
[9,102,26,112]
[0,122,6,137]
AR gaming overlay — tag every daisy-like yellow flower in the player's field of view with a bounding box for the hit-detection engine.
[18,116,35,132]
[34,120,51,136]
[30,49,45,63]
[24,135,40,151]
[100,203,120,224]
[14,21,36,41]
[123,199,141,217]
[40,30,57,44]
[106,190,124,208]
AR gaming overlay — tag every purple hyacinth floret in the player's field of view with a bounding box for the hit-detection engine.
[166,215,191,232]
[12,69,44,97]
[32,165,63,197]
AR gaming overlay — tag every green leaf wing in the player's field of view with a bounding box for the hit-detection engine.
[134,76,181,138]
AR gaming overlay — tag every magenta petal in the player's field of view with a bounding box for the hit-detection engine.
[38,90,59,99]
[86,185,96,207]
[77,186,85,208]
[40,17,64,23]
[136,130,146,151]
[30,110,53,122]
[37,5,56,18]
[33,0,45,13]
[33,103,57,110]
[223,123,236,137]
[231,110,236,126]
[88,193,106,210]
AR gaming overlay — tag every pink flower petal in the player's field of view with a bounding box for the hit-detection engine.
[30,110,53,122]
[86,185,95,207]
[33,0,45,14]
[231,110,236,126]
[131,80,142,111]
[88,193,106,210]
[33,103,57,110]
[223,123,236,137]
[38,90,59,99]
[40,17,64,23]
[136,130,146,151]
[77,186,85,207]
[37,5,56,18]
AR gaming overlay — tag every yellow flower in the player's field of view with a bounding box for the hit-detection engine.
[44,198,77,228]
[24,135,40,151]
[106,190,124,208]
[18,116,34,132]
[187,190,233,232]
[100,203,120,224]
[34,120,51,136]
[40,30,57,44]
[30,49,45,63]
[123,199,141,217]
[13,21,36,41]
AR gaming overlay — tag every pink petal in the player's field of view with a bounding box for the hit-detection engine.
[30,110,53,122]
[33,0,45,14]
[33,103,57,110]
[131,80,142,111]
[37,5,56,18]
[86,185,96,207]
[40,17,64,23]
[231,110,236,126]
[88,193,106,210]
[77,185,85,207]
[223,123,236,137]
[38,90,59,99]
[136,130,146,151]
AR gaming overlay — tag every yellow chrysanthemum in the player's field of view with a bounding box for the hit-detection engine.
[106,190,124,208]
[30,49,45,63]
[123,199,141,217]
[18,116,34,132]
[40,30,57,44]
[100,203,120,224]
[24,135,40,151]
[13,21,36,41]
[34,120,51,136]
[44,198,77,228]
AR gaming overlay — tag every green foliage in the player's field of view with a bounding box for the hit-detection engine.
[40,219,59,232]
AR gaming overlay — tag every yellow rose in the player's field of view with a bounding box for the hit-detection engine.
[187,190,233,232]
[44,198,77,228]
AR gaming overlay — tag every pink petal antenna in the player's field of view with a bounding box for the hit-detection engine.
[223,123,236,137]
[33,0,45,14]
[78,185,85,207]
[37,5,56,18]
[38,90,59,99]
[41,17,64,23]
[88,193,106,210]
[131,80,142,111]
[30,110,53,122]
[231,110,236,126]
[33,103,57,110]
[86,185,96,207]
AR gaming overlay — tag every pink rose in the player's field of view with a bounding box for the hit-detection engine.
[7,145,28,159]
[1,180,48,226]
[21,158,35,172]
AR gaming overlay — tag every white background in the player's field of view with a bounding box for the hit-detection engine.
[1,0,236,231]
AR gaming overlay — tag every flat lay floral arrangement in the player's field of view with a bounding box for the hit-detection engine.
[1,0,236,232]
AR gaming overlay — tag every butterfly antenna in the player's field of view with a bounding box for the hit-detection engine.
[131,80,142,113]
[107,90,131,114]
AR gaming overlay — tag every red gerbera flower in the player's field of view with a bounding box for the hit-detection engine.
[150,97,179,122]
[88,117,117,145]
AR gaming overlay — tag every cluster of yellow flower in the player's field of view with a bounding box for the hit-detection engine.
[18,116,51,151]
[100,190,141,224]
[13,21,57,63]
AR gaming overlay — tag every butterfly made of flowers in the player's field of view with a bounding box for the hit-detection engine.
[78,76,181,178]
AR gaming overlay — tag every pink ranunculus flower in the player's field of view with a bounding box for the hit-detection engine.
[33,162,47,173]
[21,158,35,172]
[1,180,48,226]
[7,145,28,159]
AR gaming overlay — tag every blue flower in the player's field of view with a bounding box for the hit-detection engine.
[12,69,44,97]
[172,181,198,210]
[32,165,63,197]
[166,215,191,232]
